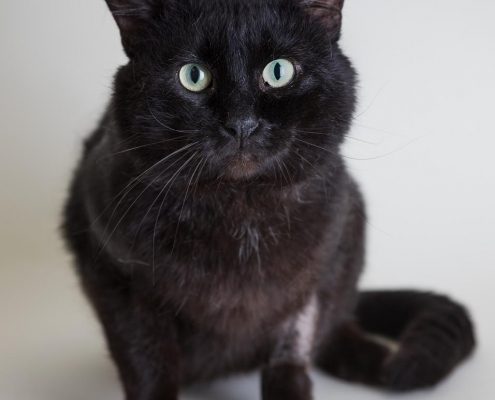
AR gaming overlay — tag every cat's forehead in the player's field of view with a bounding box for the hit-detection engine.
[166,0,318,61]
[174,0,300,32]
[179,0,293,16]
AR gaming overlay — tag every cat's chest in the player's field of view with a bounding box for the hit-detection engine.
[169,195,319,271]
[157,199,328,333]
[168,252,319,335]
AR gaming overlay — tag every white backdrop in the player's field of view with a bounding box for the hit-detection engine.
[1,0,494,399]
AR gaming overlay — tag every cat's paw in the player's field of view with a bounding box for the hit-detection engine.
[261,364,313,400]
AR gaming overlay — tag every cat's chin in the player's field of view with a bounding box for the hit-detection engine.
[224,152,263,181]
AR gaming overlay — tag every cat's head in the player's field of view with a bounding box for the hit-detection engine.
[105,0,356,183]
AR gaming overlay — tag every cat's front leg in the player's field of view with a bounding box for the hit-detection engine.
[83,269,181,400]
[262,296,319,400]
[102,303,180,400]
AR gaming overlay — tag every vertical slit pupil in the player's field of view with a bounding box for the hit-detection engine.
[274,62,282,81]
[190,66,201,84]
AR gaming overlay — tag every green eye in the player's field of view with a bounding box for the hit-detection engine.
[179,63,212,92]
[262,59,295,88]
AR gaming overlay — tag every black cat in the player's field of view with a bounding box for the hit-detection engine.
[62,1,475,399]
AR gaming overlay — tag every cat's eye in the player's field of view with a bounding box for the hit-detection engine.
[179,63,212,92]
[262,59,296,88]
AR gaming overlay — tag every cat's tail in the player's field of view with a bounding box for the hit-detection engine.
[316,290,476,391]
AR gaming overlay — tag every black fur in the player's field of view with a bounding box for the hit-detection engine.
[317,291,476,391]
[62,1,476,399]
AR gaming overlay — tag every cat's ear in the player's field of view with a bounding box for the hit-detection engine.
[301,0,345,40]
[104,0,161,57]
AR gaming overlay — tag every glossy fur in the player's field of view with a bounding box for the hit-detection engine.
[62,1,476,399]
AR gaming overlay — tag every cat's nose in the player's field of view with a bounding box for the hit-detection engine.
[225,117,260,139]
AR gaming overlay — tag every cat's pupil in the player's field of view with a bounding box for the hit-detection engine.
[190,66,200,84]
[274,62,282,80]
